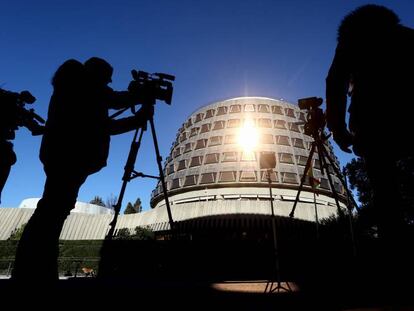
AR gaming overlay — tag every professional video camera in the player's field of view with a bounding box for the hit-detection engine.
[128,70,175,106]
[298,96,326,138]
[16,91,45,133]
[0,89,45,139]
[298,96,323,110]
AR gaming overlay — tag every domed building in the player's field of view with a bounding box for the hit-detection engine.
[150,97,347,239]
[0,97,348,241]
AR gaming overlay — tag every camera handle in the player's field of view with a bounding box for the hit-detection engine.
[105,105,175,240]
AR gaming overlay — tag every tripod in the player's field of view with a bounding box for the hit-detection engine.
[105,104,175,240]
[289,129,357,255]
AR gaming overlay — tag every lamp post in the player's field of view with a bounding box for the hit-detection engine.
[260,152,291,293]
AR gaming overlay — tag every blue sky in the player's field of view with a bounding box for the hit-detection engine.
[1,0,413,211]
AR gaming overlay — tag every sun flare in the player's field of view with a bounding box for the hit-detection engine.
[238,119,259,152]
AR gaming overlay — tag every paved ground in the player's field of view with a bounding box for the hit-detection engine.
[1,277,413,310]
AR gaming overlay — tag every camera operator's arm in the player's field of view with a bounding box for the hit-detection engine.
[23,118,45,136]
[326,44,353,153]
[109,104,154,135]
[105,86,137,110]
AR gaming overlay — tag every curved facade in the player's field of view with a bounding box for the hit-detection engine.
[151,97,346,222]
[0,97,348,241]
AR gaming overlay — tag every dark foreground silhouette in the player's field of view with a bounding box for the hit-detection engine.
[326,4,414,246]
[2,232,414,310]
[12,58,153,281]
[1,215,414,309]
[0,89,44,204]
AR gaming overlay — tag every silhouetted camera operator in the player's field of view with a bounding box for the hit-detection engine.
[12,57,155,281]
[0,88,44,204]
[326,5,414,247]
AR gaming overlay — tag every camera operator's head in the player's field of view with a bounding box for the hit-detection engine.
[84,57,113,85]
[338,4,400,45]
[52,59,84,89]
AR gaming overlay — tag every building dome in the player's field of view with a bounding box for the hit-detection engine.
[0,97,349,241]
[151,97,346,223]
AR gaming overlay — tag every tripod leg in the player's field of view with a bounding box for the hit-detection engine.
[317,142,343,216]
[267,170,280,283]
[266,171,291,293]
[149,117,175,233]
[106,127,145,240]
[320,145,357,256]
[289,142,316,218]
[316,142,326,176]
[313,191,319,239]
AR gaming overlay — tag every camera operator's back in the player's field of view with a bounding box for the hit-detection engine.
[326,5,414,266]
[327,5,414,155]
[40,57,123,175]
[39,59,87,170]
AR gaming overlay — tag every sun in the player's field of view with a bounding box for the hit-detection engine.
[238,119,259,152]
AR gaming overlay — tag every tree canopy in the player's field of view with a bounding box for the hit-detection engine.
[114,226,154,240]
[343,157,373,208]
[344,156,414,230]
[90,196,105,207]
[124,198,142,214]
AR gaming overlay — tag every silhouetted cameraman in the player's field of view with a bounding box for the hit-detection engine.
[0,88,44,204]
[326,5,414,246]
[12,58,154,281]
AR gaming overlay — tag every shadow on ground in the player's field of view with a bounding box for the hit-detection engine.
[1,237,414,310]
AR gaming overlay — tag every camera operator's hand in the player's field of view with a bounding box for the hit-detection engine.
[332,127,353,153]
[19,91,36,104]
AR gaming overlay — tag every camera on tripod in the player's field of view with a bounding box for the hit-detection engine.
[298,96,323,110]
[16,93,45,132]
[0,89,45,138]
[128,70,175,106]
[106,70,176,240]
[298,97,326,137]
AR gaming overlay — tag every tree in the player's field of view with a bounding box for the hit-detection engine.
[124,198,142,214]
[344,156,414,235]
[114,228,131,240]
[344,157,377,234]
[124,202,135,214]
[105,194,118,210]
[114,226,154,240]
[133,226,154,240]
[8,224,26,240]
[133,198,142,213]
[343,157,373,208]
[90,196,105,207]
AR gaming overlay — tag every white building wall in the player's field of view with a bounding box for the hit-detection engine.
[0,194,340,240]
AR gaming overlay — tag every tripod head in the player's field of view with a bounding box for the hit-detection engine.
[298,97,329,142]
